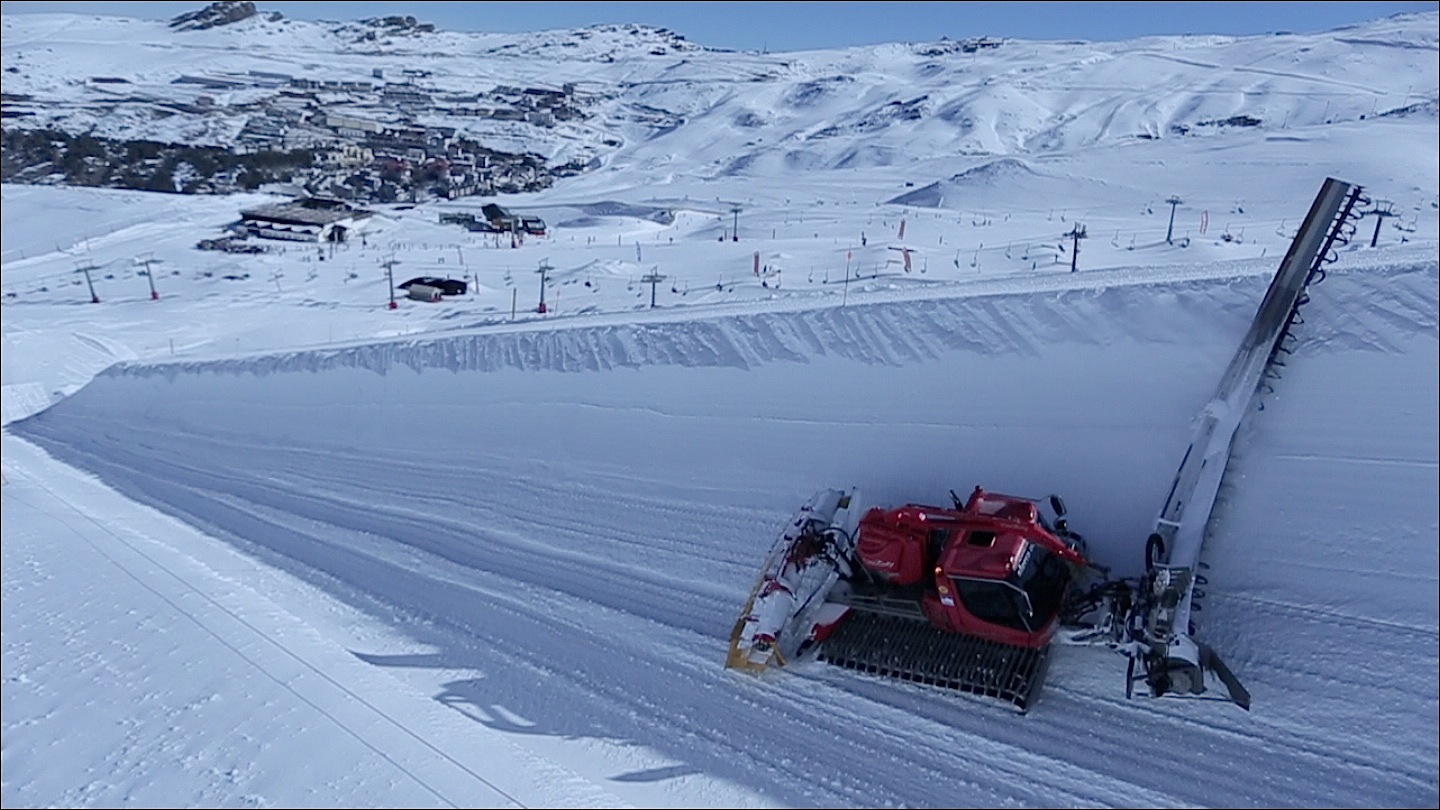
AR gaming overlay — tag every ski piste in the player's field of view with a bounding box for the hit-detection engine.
[726,177,1368,713]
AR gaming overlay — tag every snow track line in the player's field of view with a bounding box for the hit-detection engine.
[564,397,1162,432]
[1212,589,1438,639]
[153,472,1014,807]
[41,412,777,581]
[2,455,528,810]
[796,660,1296,807]
[9,430,1206,807]
[1037,671,1439,800]
[198,449,743,627]
[780,667,1187,807]
[1270,451,1438,469]
[14,425,748,640]
[17,405,1433,806]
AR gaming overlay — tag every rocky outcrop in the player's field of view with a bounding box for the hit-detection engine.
[169,1,259,32]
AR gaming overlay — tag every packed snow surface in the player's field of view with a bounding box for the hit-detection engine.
[3,7,1437,808]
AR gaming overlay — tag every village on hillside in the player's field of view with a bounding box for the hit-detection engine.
[1,4,609,208]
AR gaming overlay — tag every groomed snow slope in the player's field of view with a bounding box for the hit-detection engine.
[3,7,1437,807]
[10,255,1436,808]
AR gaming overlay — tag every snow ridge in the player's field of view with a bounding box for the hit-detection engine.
[86,260,1433,388]
[99,278,1251,381]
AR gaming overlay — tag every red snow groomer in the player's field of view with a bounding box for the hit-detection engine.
[727,486,1102,713]
[729,179,1362,714]
[848,488,1089,645]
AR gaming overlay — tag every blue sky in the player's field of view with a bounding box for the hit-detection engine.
[3,1,1435,52]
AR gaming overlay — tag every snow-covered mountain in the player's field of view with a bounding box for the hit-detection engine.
[2,6,1437,808]
[3,7,1436,174]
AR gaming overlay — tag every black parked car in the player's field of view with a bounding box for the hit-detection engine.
[398,276,467,296]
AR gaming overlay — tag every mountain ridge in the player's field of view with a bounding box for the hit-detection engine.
[1,7,1435,201]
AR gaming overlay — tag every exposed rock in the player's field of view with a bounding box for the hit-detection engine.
[360,16,437,35]
[169,2,259,32]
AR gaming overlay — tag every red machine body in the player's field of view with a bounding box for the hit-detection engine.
[853,487,1087,649]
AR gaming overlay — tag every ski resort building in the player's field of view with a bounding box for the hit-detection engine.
[239,197,372,242]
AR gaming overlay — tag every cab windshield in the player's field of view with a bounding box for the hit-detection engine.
[952,544,1070,632]
[1013,543,1070,625]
